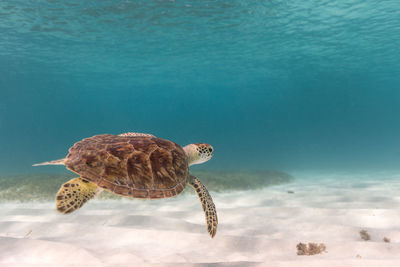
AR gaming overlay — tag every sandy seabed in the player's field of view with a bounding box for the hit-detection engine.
[0,172,399,266]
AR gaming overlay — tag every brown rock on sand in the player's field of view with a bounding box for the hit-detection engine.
[383,237,391,243]
[296,242,327,255]
[360,230,370,241]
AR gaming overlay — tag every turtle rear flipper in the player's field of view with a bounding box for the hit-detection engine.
[56,177,102,214]
[189,175,218,238]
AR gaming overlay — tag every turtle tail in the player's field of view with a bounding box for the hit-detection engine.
[33,158,66,166]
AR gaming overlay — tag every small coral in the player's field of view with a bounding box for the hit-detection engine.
[383,237,391,243]
[360,230,370,241]
[296,242,327,256]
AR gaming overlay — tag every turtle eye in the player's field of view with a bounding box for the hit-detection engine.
[208,148,213,153]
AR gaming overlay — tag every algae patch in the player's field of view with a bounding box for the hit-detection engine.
[0,170,293,201]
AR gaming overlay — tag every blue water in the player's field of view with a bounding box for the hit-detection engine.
[1,0,400,175]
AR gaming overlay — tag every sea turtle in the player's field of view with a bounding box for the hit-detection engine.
[33,132,218,237]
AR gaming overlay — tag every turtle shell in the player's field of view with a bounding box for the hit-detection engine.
[64,134,189,199]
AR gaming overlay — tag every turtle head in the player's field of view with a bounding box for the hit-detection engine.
[183,143,214,166]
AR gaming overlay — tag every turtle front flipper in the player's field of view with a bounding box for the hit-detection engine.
[189,175,218,238]
[56,177,102,214]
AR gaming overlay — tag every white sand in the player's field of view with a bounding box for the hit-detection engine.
[0,172,400,266]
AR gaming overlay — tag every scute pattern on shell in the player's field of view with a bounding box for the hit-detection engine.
[64,134,189,199]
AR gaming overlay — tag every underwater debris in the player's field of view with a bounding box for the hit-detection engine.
[360,230,370,241]
[24,229,32,238]
[383,237,391,243]
[296,242,326,255]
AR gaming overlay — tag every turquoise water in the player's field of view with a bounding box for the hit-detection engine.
[1,0,400,177]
